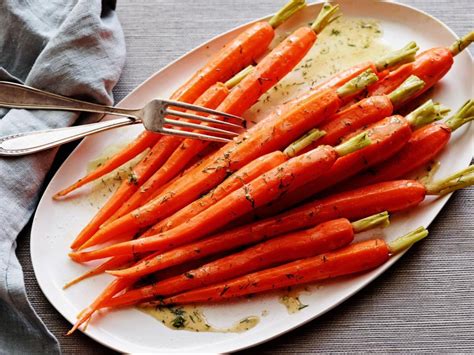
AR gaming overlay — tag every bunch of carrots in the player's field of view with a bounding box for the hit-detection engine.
[52,0,474,333]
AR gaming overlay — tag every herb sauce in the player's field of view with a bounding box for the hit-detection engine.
[140,304,259,333]
[279,287,310,314]
[84,144,148,208]
[247,16,389,126]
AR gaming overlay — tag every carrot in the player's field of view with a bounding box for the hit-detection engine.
[100,4,341,223]
[69,166,474,332]
[68,83,229,250]
[146,151,287,235]
[103,212,389,308]
[70,130,373,261]
[292,74,425,154]
[253,41,419,130]
[345,99,474,189]
[367,31,474,107]
[258,95,450,216]
[56,1,306,200]
[108,165,474,281]
[76,67,377,250]
[162,227,428,305]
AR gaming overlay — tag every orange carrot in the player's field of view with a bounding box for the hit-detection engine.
[103,212,389,308]
[70,128,374,261]
[55,5,287,199]
[75,68,377,250]
[69,83,229,250]
[367,31,474,107]
[103,5,341,221]
[345,100,473,189]
[162,228,428,305]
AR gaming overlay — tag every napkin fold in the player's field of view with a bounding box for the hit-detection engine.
[0,0,125,352]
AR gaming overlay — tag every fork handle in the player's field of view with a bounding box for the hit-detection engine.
[0,81,138,117]
[0,117,137,156]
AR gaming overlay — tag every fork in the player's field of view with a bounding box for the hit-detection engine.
[0,81,243,156]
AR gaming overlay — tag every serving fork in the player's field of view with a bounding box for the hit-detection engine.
[0,81,243,156]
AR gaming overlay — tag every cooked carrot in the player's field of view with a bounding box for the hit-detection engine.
[68,83,229,250]
[56,1,307,200]
[292,74,425,154]
[76,67,377,250]
[69,167,474,332]
[162,227,428,304]
[257,96,450,216]
[101,4,341,222]
[70,130,373,261]
[368,31,474,107]
[345,99,473,189]
[104,212,389,308]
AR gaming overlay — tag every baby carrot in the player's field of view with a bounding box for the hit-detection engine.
[56,0,306,199]
[162,228,429,304]
[104,212,390,308]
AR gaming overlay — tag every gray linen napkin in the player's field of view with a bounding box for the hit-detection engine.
[0,0,125,353]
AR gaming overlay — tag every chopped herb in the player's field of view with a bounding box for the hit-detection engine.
[331,29,341,36]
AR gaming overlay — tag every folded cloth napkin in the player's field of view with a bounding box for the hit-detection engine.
[0,0,125,353]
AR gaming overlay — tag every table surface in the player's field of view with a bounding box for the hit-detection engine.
[17,0,473,353]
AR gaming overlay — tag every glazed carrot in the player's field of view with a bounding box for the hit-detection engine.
[56,1,306,199]
[258,96,450,215]
[293,74,425,154]
[68,83,229,250]
[104,212,389,308]
[146,151,287,235]
[162,227,428,305]
[70,131,372,261]
[253,41,419,130]
[76,68,377,250]
[69,167,474,332]
[104,4,341,221]
[367,31,474,107]
[100,165,474,280]
[345,100,474,189]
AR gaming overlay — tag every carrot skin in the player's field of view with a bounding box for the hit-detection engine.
[58,22,274,199]
[146,151,287,235]
[104,179,426,279]
[110,27,316,220]
[262,115,413,214]
[105,218,354,307]
[368,47,454,107]
[164,239,390,304]
[78,88,341,248]
[300,95,393,153]
[345,122,452,189]
[71,84,229,250]
[70,146,339,261]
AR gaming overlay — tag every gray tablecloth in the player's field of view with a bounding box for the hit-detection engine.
[16,0,473,353]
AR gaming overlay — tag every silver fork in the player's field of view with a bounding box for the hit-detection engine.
[0,81,243,156]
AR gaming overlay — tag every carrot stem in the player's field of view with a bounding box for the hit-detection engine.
[405,99,450,130]
[283,129,326,157]
[445,99,474,131]
[388,226,428,254]
[449,30,474,56]
[334,131,371,157]
[425,165,474,195]
[387,75,425,107]
[268,0,307,29]
[374,41,419,71]
[335,69,379,98]
[310,2,340,34]
[351,211,390,233]
[224,65,254,89]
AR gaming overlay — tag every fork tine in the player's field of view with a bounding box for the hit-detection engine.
[163,118,239,136]
[165,109,242,129]
[162,99,245,122]
[160,127,232,143]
